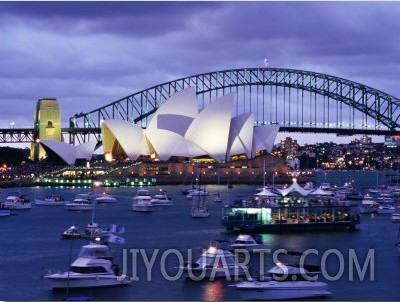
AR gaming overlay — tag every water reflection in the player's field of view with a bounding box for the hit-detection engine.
[202,279,224,302]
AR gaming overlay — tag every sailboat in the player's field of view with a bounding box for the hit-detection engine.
[191,165,210,218]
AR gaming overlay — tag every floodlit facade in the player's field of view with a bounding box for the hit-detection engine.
[31,98,62,161]
[101,88,280,163]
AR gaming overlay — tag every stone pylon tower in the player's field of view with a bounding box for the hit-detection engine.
[30,98,62,161]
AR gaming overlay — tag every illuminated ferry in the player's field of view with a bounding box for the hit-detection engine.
[221,198,360,233]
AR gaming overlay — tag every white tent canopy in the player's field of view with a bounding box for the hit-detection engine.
[308,188,335,196]
[277,180,313,197]
[255,188,279,197]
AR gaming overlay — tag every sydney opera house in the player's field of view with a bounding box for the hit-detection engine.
[39,88,280,166]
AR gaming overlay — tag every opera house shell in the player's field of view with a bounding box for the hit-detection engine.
[101,87,280,163]
[39,140,98,166]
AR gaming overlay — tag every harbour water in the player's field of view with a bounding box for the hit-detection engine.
[0,170,399,301]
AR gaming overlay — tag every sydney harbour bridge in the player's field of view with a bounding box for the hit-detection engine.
[2,67,400,145]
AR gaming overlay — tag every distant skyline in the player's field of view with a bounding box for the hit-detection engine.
[0,1,398,146]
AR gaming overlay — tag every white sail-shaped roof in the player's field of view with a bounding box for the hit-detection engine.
[101,119,149,161]
[143,129,187,161]
[40,140,77,166]
[146,87,198,135]
[75,141,98,160]
[252,124,280,155]
[144,87,199,160]
[228,112,254,158]
[169,135,208,159]
[185,93,234,162]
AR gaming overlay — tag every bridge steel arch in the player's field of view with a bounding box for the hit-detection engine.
[69,68,400,144]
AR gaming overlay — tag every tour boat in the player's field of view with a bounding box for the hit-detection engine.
[222,199,361,233]
[44,240,131,289]
[179,240,249,280]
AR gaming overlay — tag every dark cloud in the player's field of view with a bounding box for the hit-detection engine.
[0,1,399,145]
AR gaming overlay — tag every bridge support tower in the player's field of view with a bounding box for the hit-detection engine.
[30,98,62,161]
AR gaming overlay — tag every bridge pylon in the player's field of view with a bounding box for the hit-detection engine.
[30,98,62,161]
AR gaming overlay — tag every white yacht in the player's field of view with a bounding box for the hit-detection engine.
[377,203,396,214]
[392,212,400,223]
[44,240,131,289]
[4,193,31,210]
[0,203,11,217]
[132,189,153,212]
[61,225,81,239]
[235,251,331,300]
[65,194,94,211]
[35,195,67,206]
[229,234,270,253]
[360,194,378,214]
[179,240,249,280]
[150,189,172,206]
[186,188,209,198]
[95,193,117,203]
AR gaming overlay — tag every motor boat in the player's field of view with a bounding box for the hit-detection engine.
[235,279,332,301]
[65,194,94,211]
[213,193,222,203]
[150,189,172,206]
[360,194,378,214]
[61,225,81,239]
[35,195,67,206]
[377,203,396,214]
[186,188,209,198]
[44,239,131,289]
[4,193,31,210]
[82,222,111,238]
[179,240,249,281]
[234,251,331,300]
[0,203,11,217]
[229,234,269,253]
[132,189,153,212]
[95,193,117,203]
[392,212,400,223]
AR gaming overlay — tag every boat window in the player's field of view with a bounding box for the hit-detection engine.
[70,266,108,274]
[78,246,112,258]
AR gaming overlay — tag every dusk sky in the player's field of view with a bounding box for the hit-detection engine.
[1,1,399,145]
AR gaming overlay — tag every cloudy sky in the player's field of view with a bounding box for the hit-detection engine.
[1,1,399,145]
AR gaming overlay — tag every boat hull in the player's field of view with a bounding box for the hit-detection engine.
[44,273,131,289]
[65,205,94,211]
[236,280,332,301]
[0,209,11,217]
[4,203,31,210]
[132,205,153,212]
[181,266,249,281]
[35,200,67,206]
